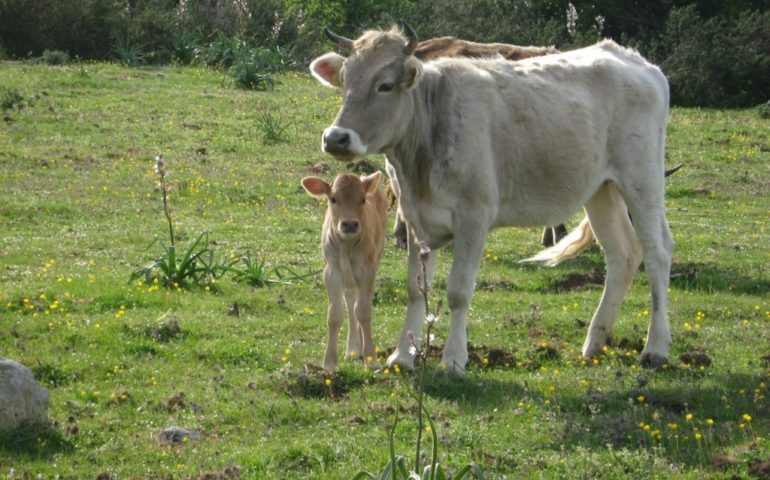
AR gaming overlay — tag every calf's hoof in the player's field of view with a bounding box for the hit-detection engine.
[386,350,415,371]
[322,361,338,373]
[364,359,382,370]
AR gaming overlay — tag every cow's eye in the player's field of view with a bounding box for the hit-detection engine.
[378,82,394,93]
[361,198,366,205]
[330,196,337,204]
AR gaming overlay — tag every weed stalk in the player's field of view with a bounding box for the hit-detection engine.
[154,155,175,248]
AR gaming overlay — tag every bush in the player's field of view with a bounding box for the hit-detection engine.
[39,49,70,65]
[657,6,770,107]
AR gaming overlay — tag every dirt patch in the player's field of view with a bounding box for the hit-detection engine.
[708,454,739,471]
[468,345,517,369]
[679,352,712,367]
[750,459,770,480]
[551,268,604,292]
[192,465,242,480]
[283,364,364,399]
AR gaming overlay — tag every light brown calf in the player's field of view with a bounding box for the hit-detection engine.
[302,171,388,371]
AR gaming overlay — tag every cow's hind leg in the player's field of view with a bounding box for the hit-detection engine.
[581,182,643,358]
[621,185,674,368]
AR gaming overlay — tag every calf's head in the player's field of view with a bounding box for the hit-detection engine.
[302,172,382,240]
[310,25,423,160]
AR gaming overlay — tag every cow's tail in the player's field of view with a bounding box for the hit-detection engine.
[522,216,595,267]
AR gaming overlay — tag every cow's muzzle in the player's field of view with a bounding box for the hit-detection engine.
[322,127,366,159]
[339,219,360,235]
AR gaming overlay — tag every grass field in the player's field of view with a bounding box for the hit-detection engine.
[0,61,768,479]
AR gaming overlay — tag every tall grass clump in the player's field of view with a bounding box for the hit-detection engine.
[254,111,293,144]
[354,244,485,480]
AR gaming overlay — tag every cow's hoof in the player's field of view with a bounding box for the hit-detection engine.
[386,350,415,371]
[640,352,668,369]
[581,340,607,359]
[436,355,467,376]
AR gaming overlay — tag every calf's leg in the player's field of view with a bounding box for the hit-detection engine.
[355,280,381,369]
[323,268,345,372]
[344,289,362,359]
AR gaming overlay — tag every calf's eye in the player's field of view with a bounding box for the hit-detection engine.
[378,82,394,93]
[330,197,337,204]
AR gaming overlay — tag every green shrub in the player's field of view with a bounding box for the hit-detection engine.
[1,89,26,111]
[657,6,770,107]
[39,49,69,65]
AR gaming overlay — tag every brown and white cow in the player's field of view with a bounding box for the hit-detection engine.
[311,26,673,374]
[302,172,388,371]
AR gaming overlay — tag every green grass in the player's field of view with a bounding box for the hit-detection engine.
[0,61,768,479]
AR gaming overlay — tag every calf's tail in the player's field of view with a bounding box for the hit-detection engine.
[522,216,595,266]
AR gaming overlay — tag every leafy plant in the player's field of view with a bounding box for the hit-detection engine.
[166,35,197,65]
[254,111,293,143]
[130,156,225,289]
[194,36,250,69]
[113,38,145,66]
[353,244,485,480]
[226,250,317,288]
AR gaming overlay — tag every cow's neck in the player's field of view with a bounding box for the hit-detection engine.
[385,73,446,247]
[387,77,439,200]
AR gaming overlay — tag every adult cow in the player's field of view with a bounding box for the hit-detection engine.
[310,26,673,374]
[388,37,563,250]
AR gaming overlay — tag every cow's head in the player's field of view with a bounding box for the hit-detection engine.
[310,25,423,160]
[302,171,382,240]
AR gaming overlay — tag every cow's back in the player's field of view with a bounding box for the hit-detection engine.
[415,36,557,62]
[417,40,668,227]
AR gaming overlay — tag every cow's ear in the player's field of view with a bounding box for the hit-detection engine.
[362,171,382,194]
[302,177,331,198]
[310,52,345,88]
[402,56,423,90]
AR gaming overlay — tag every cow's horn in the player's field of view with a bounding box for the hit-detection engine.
[402,22,418,55]
[325,28,354,52]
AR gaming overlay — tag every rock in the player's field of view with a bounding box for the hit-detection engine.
[0,357,50,433]
[157,426,202,444]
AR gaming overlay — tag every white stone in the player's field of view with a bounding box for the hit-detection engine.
[0,357,50,433]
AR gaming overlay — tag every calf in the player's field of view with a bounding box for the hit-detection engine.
[302,172,388,371]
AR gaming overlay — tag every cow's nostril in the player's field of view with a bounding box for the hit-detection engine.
[338,133,350,147]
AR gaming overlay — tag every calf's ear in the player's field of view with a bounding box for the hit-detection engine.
[310,52,345,88]
[361,171,382,194]
[301,177,331,198]
[402,56,423,90]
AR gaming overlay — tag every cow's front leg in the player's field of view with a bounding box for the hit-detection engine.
[440,223,488,375]
[323,269,345,372]
[386,231,437,370]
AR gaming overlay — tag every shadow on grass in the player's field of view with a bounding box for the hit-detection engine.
[552,369,767,468]
[0,421,72,458]
[669,261,770,295]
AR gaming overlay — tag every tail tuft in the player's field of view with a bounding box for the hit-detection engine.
[522,216,595,266]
